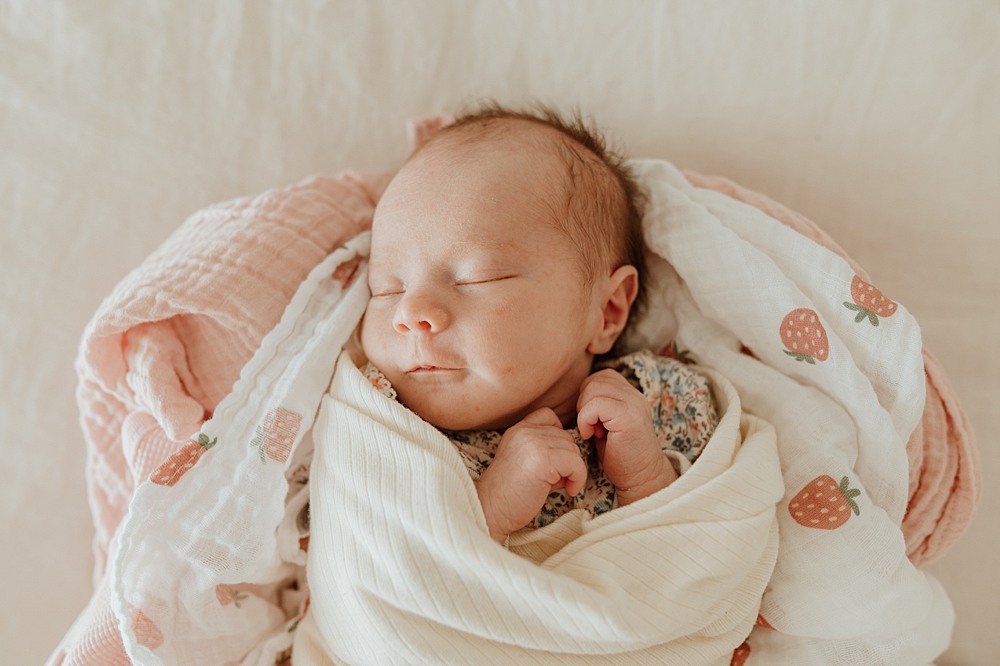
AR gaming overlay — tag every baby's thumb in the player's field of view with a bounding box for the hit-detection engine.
[520,407,563,429]
[556,450,589,497]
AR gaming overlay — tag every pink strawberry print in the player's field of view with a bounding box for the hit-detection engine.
[149,433,217,486]
[755,613,775,630]
[779,308,829,364]
[844,275,898,326]
[731,641,751,666]
[129,605,164,649]
[789,475,861,530]
[250,407,302,464]
[215,583,248,608]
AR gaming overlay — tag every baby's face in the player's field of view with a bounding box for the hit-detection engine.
[360,137,607,431]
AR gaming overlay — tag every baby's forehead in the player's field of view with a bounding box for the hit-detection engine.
[434,127,572,187]
[372,147,574,252]
[418,121,567,169]
[377,116,622,257]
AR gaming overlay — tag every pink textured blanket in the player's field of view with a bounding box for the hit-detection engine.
[53,171,390,665]
[52,156,978,664]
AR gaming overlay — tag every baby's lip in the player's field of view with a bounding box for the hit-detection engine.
[405,364,459,373]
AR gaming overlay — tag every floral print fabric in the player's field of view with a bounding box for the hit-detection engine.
[362,349,718,527]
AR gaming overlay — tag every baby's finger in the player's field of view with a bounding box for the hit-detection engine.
[577,386,614,440]
[519,407,564,429]
[577,371,634,412]
[545,447,588,497]
[577,393,627,440]
[582,367,631,391]
[579,420,607,441]
[576,369,616,403]
[577,409,602,441]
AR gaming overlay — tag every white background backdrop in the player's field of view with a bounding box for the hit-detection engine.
[2,2,997,663]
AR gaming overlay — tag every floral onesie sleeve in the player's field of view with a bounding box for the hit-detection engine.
[361,349,718,527]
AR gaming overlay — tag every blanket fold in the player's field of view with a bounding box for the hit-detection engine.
[302,354,782,664]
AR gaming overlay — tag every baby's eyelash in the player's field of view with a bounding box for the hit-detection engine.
[369,275,517,296]
[456,275,517,286]
[370,288,403,298]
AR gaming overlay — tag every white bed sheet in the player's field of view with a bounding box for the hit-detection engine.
[2,2,997,664]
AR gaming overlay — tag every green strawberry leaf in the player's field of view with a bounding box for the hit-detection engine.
[249,426,267,463]
[840,476,862,515]
[784,350,817,364]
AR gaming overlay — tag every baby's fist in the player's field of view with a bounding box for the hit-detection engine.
[577,370,674,503]
[476,408,587,543]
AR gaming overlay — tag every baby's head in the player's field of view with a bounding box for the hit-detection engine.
[361,105,646,431]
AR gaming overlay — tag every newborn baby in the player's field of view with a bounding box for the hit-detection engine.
[359,106,717,544]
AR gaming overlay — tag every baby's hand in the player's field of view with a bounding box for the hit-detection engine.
[577,369,677,506]
[475,408,587,544]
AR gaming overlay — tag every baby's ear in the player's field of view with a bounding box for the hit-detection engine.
[587,265,639,355]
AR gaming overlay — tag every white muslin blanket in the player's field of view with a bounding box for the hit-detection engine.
[108,159,953,665]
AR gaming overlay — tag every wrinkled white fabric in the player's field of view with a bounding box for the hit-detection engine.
[302,353,780,664]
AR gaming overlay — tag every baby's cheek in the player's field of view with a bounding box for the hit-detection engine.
[358,309,375,344]
[360,310,391,352]
[481,343,518,379]
[487,301,514,319]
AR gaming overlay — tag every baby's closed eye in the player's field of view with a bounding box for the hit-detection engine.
[369,282,404,298]
[455,274,520,286]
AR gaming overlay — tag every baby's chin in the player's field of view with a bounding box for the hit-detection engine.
[396,390,518,432]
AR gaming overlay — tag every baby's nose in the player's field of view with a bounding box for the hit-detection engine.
[393,294,450,334]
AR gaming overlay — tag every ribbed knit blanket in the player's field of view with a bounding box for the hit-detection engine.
[296,353,781,663]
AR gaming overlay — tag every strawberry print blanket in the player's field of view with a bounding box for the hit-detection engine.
[50,148,968,664]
